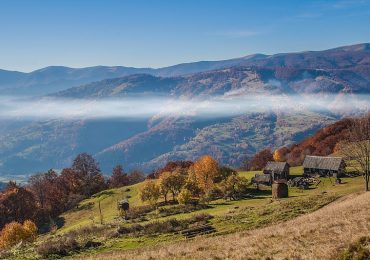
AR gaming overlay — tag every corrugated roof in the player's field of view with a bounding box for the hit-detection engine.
[264,161,289,173]
[303,156,344,171]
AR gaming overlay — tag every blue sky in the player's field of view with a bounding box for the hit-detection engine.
[1,0,370,72]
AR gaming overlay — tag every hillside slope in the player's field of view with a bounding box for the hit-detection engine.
[85,191,370,260]
[0,43,369,175]
[0,66,344,174]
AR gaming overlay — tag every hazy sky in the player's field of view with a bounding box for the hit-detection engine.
[1,0,370,72]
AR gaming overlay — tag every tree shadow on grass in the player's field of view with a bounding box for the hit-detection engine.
[38,216,65,234]
[248,188,272,198]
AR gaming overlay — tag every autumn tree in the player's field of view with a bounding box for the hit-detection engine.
[339,115,370,191]
[28,169,68,217]
[219,175,249,200]
[59,168,82,194]
[213,166,237,183]
[109,165,129,188]
[158,170,186,202]
[193,155,219,194]
[127,169,145,185]
[273,147,289,162]
[0,183,38,229]
[71,153,106,196]
[248,149,273,170]
[140,180,161,207]
[153,160,194,178]
[184,166,202,197]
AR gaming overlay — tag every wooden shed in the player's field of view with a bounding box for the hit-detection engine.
[263,161,290,180]
[303,156,346,178]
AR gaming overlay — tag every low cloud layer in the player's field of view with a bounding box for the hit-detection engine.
[0,94,369,120]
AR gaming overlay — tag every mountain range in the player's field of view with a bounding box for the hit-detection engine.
[0,43,369,178]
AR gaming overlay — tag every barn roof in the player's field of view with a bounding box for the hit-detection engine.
[303,156,344,171]
[264,161,289,173]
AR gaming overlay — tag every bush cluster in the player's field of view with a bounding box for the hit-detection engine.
[36,226,106,258]
[158,204,210,217]
[0,220,37,249]
[117,213,213,236]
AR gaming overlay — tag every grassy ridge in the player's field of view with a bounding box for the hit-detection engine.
[89,187,370,260]
[29,166,361,259]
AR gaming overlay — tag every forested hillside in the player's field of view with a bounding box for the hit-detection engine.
[0,43,369,176]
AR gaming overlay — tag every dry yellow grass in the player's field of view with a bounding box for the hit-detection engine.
[82,191,370,260]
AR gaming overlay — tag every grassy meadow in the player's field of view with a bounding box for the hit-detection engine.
[11,166,356,259]
[5,166,366,259]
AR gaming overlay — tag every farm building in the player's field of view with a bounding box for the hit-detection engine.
[303,156,346,177]
[263,161,290,180]
[252,173,272,186]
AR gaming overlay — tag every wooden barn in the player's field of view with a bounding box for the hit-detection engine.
[303,156,346,178]
[263,161,290,180]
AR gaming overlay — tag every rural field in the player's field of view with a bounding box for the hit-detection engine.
[7,166,366,259]
[85,187,370,260]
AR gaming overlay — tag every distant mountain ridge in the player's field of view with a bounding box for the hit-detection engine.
[0,54,266,96]
[0,43,369,177]
[1,43,369,96]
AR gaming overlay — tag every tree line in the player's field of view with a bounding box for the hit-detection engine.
[0,153,145,232]
[140,155,249,206]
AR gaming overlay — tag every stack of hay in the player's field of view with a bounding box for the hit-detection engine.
[272,180,288,199]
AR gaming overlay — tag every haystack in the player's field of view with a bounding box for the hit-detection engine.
[272,180,288,199]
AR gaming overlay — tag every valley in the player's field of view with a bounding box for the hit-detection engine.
[1,43,370,177]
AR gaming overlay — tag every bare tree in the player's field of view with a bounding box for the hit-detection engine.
[340,115,370,192]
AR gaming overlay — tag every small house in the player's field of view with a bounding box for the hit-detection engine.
[303,156,346,178]
[263,161,290,180]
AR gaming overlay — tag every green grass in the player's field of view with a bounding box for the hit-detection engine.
[9,166,365,259]
[58,166,364,234]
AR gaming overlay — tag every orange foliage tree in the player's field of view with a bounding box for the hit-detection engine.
[0,220,37,249]
[273,147,289,162]
[248,149,273,170]
[193,155,219,193]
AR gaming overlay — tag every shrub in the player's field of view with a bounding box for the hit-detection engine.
[125,205,154,221]
[0,220,38,249]
[117,214,213,236]
[22,220,37,241]
[158,204,209,217]
[37,236,80,258]
[338,236,370,260]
